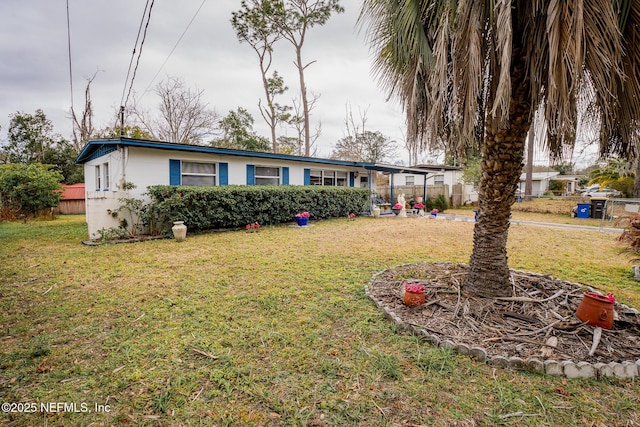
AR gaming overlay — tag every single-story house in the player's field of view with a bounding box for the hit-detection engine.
[54,183,86,215]
[75,137,430,239]
[551,174,582,195]
[518,171,560,197]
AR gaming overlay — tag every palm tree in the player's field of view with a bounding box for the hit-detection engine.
[360,1,640,297]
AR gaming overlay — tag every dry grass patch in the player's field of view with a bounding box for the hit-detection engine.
[0,215,638,426]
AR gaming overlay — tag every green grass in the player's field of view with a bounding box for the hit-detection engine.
[1,215,639,426]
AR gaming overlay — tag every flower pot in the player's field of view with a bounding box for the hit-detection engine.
[391,208,402,216]
[373,207,381,218]
[575,292,614,329]
[404,290,425,307]
[295,217,309,226]
[172,221,187,242]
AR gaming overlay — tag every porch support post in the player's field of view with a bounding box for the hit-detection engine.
[390,173,395,205]
[423,175,427,203]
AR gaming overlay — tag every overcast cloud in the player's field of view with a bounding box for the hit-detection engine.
[0,0,414,162]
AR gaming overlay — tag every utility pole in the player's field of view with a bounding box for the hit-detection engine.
[524,125,534,201]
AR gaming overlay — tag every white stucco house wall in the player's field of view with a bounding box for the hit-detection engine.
[517,171,560,197]
[75,137,428,239]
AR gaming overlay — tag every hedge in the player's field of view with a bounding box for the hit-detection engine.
[146,185,371,233]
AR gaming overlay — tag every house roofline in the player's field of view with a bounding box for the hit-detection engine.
[75,137,428,174]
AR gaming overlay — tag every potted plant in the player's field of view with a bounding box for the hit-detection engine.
[295,211,310,226]
[403,281,426,306]
[391,203,403,216]
[413,202,425,216]
[575,292,616,329]
[430,208,439,217]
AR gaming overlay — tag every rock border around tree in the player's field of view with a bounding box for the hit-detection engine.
[365,262,640,380]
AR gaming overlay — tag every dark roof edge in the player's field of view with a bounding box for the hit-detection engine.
[75,137,370,168]
[75,137,425,174]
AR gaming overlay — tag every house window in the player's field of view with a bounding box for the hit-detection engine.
[182,161,216,186]
[434,175,444,186]
[310,169,322,185]
[310,169,348,186]
[103,163,110,191]
[95,166,101,191]
[405,175,415,186]
[255,166,280,185]
[360,175,369,188]
[323,171,335,186]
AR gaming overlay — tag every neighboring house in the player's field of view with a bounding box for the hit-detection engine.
[552,175,582,195]
[75,137,428,239]
[54,183,86,215]
[379,164,478,206]
[518,171,560,197]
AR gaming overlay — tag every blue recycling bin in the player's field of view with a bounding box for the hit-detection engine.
[576,203,590,218]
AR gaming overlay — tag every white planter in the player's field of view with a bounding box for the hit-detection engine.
[373,207,381,218]
[172,221,187,242]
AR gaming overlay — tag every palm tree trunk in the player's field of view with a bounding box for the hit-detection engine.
[465,51,532,298]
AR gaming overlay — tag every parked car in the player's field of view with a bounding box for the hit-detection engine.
[581,185,621,197]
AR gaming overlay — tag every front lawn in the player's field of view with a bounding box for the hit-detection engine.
[1,215,638,426]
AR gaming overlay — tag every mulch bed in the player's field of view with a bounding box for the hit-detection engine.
[367,263,640,366]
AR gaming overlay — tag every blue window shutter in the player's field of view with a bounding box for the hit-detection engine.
[349,172,355,187]
[282,167,289,185]
[246,164,255,185]
[304,168,310,186]
[169,159,181,185]
[219,162,228,185]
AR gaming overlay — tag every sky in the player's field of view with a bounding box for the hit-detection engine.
[0,0,416,162]
[0,0,599,167]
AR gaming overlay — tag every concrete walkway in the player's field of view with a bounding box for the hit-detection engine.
[437,213,622,233]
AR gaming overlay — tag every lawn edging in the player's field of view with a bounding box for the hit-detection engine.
[365,262,640,380]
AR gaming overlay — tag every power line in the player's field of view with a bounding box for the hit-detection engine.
[119,0,152,108]
[136,0,209,106]
[123,0,155,109]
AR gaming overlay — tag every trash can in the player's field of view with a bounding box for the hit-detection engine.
[590,198,607,219]
[576,203,590,219]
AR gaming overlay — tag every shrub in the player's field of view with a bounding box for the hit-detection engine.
[618,214,640,261]
[426,194,448,212]
[146,185,370,233]
[0,163,63,218]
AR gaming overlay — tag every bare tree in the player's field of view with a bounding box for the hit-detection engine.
[283,94,321,156]
[71,71,99,151]
[131,77,218,145]
[331,104,396,162]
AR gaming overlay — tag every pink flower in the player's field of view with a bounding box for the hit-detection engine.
[296,211,310,218]
[413,203,424,209]
[585,291,615,304]
[404,282,426,294]
[393,203,403,209]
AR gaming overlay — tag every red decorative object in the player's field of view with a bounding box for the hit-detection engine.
[404,291,425,307]
[575,292,615,329]
[403,282,426,307]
